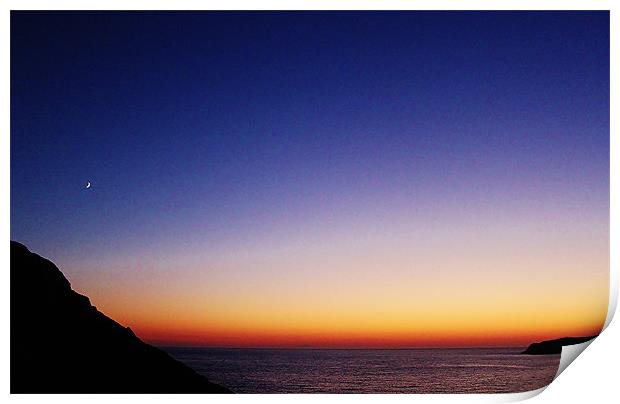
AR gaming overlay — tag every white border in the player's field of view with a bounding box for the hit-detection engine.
[2,1,617,403]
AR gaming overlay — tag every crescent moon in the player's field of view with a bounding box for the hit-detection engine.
[86,182,91,189]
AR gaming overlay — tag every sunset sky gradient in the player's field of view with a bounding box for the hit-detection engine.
[11,11,609,347]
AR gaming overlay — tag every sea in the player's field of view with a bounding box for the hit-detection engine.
[163,347,560,393]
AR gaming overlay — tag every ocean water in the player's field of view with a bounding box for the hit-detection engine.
[163,347,560,393]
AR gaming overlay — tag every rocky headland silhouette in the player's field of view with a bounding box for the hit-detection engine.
[10,241,231,393]
[521,335,597,355]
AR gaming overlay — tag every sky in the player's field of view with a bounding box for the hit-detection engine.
[11,11,609,347]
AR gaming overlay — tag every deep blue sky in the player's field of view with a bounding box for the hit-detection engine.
[11,11,609,269]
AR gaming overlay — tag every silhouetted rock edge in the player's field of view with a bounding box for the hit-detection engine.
[10,241,232,393]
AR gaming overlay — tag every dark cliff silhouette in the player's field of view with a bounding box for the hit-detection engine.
[522,335,597,355]
[10,241,231,393]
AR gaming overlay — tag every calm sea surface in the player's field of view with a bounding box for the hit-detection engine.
[163,347,560,393]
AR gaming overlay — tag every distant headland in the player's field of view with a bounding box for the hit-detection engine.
[10,241,231,393]
[522,336,597,355]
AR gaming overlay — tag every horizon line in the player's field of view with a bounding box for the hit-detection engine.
[153,344,532,350]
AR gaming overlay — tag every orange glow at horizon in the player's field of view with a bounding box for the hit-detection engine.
[123,304,607,348]
[64,199,609,349]
[75,258,608,348]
